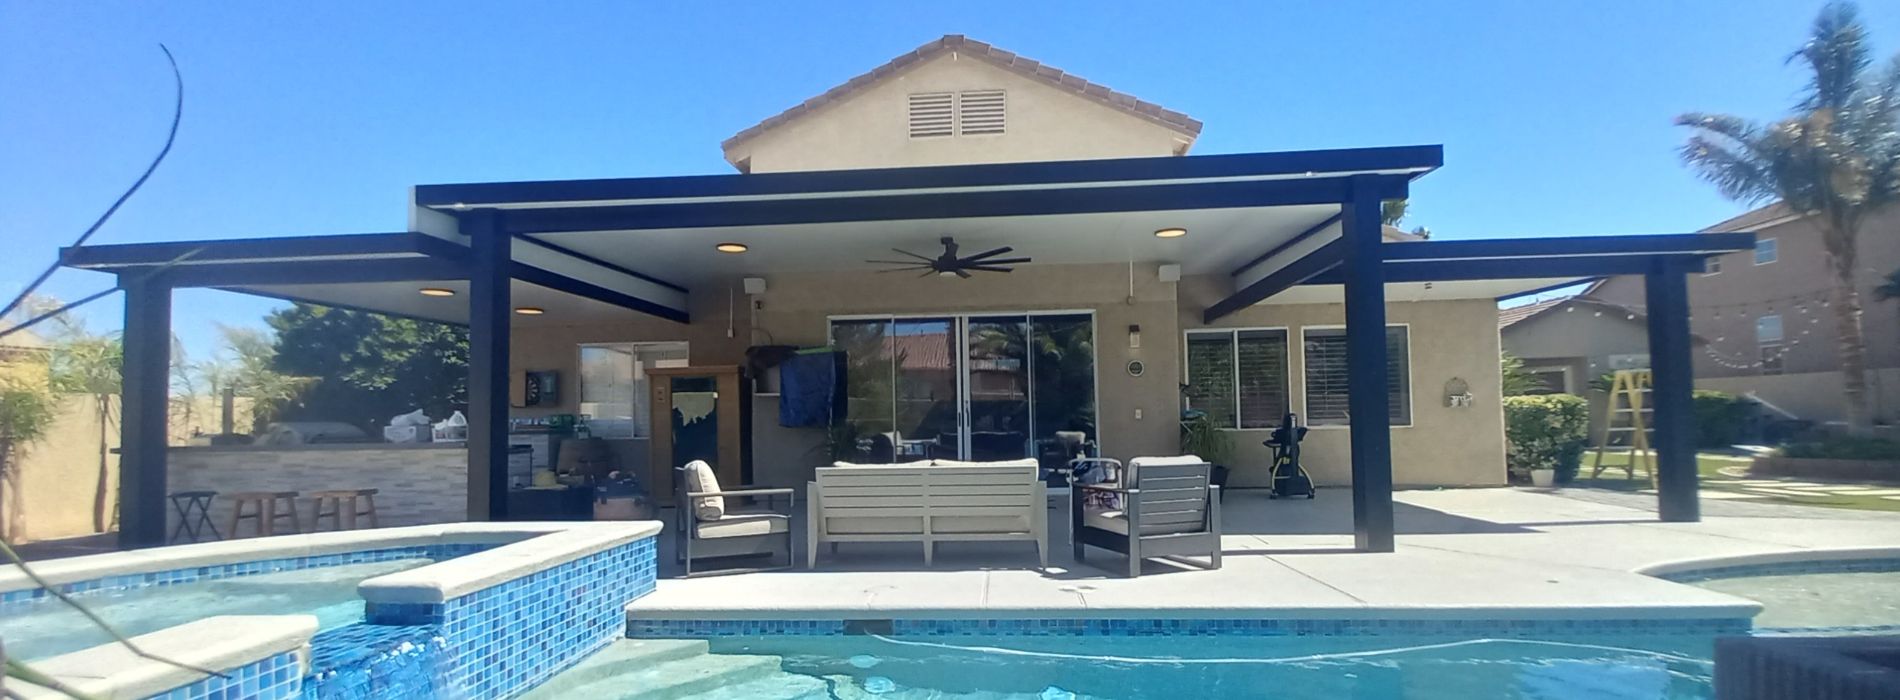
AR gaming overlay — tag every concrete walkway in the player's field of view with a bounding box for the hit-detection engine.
[630,487,1900,623]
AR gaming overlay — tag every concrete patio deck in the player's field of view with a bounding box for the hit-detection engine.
[630,487,1900,624]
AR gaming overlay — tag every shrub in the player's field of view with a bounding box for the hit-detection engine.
[1503,394,1590,483]
[1779,436,1900,461]
[1691,390,1754,448]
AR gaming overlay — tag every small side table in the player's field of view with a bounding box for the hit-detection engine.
[168,491,220,543]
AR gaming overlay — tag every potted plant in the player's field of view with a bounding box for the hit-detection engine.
[1180,409,1235,490]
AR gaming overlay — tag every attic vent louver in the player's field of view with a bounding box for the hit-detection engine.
[908,92,955,138]
[956,90,1006,135]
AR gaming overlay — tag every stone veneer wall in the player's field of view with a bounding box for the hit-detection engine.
[168,445,467,534]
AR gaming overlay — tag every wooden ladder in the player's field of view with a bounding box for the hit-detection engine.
[1589,369,1656,487]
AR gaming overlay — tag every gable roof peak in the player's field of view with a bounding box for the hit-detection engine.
[721,34,1202,154]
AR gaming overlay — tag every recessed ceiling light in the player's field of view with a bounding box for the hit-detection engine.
[418,287,456,297]
[514,307,545,315]
[715,243,749,253]
[1154,228,1188,239]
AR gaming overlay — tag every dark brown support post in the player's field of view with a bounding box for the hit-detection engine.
[1646,257,1700,522]
[465,209,511,521]
[118,275,172,548]
[1342,175,1394,553]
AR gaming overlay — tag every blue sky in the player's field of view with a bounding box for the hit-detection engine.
[3,1,1895,357]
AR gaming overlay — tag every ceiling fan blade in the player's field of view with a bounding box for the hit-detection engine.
[962,246,1015,261]
[964,265,1016,273]
[876,266,932,273]
[892,248,935,263]
[865,259,931,265]
[954,269,972,279]
[972,257,1031,265]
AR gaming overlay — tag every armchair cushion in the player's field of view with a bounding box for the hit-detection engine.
[683,460,725,521]
[695,512,789,539]
[1082,509,1203,536]
[1124,455,1204,488]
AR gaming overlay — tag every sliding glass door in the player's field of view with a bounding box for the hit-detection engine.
[830,312,1095,463]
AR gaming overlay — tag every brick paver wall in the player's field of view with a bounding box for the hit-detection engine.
[167,445,468,535]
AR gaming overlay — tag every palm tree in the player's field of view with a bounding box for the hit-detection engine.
[1676,1,1900,433]
[1878,267,1900,302]
[46,317,123,533]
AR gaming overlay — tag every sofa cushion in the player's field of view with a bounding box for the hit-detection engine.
[696,512,788,539]
[683,460,724,521]
[930,458,1040,468]
[831,460,930,468]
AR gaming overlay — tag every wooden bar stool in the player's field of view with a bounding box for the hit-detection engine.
[310,489,380,531]
[168,491,220,543]
[226,491,301,538]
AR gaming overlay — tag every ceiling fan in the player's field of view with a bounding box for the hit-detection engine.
[866,237,1032,278]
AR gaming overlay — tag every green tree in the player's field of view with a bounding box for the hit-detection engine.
[1381,199,1408,226]
[1500,352,1546,397]
[266,304,468,432]
[212,324,315,428]
[0,357,58,543]
[1676,1,1900,433]
[45,316,123,533]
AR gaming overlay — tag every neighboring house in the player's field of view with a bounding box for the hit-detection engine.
[1591,203,1900,425]
[1498,296,1667,438]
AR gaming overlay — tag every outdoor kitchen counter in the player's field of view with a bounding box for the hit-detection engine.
[168,443,469,530]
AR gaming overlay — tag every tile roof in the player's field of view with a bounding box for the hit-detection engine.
[1701,202,1798,233]
[721,34,1203,152]
[1497,297,1568,329]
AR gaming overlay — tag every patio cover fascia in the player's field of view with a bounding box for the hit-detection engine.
[1208,232,1758,322]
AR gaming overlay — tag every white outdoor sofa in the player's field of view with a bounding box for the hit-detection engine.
[807,458,1047,568]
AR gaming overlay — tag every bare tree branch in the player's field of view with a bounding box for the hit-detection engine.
[0,44,184,322]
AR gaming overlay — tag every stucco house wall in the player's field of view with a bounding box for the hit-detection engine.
[1500,302,1655,436]
[1177,276,1508,489]
[726,51,1191,173]
[504,266,1508,491]
[1591,205,1900,423]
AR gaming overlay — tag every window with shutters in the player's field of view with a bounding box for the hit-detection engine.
[908,90,1006,139]
[1302,326,1411,427]
[1184,328,1290,429]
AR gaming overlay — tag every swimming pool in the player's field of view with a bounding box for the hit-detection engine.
[1668,557,1900,631]
[701,633,1721,699]
[0,557,432,660]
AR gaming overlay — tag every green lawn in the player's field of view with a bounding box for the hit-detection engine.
[1570,451,1900,513]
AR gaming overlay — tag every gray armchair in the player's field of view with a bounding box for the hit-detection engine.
[1071,456,1222,578]
[673,460,795,577]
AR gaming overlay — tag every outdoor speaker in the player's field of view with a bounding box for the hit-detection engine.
[743,277,767,294]
[1158,264,1182,282]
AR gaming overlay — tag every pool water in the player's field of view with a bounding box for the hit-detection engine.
[1690,570,1900,629]
[0,558,432,661]
[708,634,1720,699]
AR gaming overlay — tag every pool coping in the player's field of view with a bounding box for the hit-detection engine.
[15,614,316,700]
[357,521,659,603]
[0,521,657,598]
[1632,545,1900,579]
